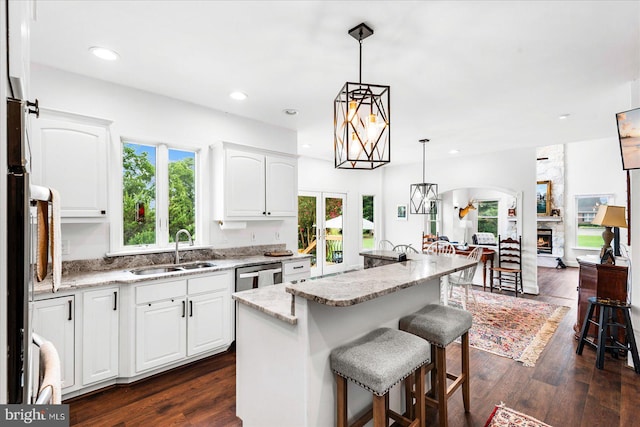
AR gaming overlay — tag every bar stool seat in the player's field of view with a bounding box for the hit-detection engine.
[330,327,431,427]
[399,304,473,427]
[576,296,640,374]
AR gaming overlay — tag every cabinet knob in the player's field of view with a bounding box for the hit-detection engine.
[267,212,271,215]
[262,211,266,215]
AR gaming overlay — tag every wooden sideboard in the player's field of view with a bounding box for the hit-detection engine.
[575,256,629,338]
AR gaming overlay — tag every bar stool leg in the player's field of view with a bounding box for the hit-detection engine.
[577,300,596,355]
[436,346,448,427]
[405,371,414,419]
[373,394,386,427]
[415,365,426,427]
[596,306,608,370]
[336,374,348,427]
[462,332,470,412]
[622,308,640,374]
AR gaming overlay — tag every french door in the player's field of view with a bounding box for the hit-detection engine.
[298,191,347,277]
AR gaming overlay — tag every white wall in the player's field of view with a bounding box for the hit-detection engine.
[382,147,538,294]
[297,157,384,271]
[31,64,298,260]
[564,137,629,266]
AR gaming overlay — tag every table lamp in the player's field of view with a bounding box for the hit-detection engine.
[591,205,627,263]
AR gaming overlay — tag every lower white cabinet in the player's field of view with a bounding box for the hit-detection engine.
[187,292,228,356]
[135,297,187,372]
[282,257,311,283]
[33,296,75,391]
[81,287,119,385]
[126,271,233,375]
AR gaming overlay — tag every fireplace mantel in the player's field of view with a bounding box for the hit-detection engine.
[537,216,563,222]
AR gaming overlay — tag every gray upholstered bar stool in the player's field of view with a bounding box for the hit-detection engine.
[399,304,473,427]
[330,327,430,427]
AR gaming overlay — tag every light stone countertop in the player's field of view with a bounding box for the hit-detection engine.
[232,284,297,325]
[358,249,405,261]
[232,253,476,324]
[34,254,311,296]
[286,253,475,306]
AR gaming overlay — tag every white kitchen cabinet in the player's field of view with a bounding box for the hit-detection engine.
[282,258,311,283]
[135,297,187,372]
[129,271,233,373]
[32,296,75,390]
[30,109,111,220]
[81,287,119,385]
[212,143,297,220]
[187,272,232,356]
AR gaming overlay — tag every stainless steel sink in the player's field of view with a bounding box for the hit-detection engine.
[179,261,216,270]
[130,266,185,275]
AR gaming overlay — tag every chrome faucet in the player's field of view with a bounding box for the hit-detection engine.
[175,229,194,264]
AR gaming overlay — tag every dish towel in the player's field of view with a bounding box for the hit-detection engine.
[38,340,62,404]
[36,200,49,282]
[49,188,62,293]
[258,269,276,288]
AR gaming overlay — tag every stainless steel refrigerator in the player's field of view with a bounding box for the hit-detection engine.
[6,97,33,403]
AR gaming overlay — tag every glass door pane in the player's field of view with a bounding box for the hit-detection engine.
[362,195,375,249]
[323,194,345,275]
[298,195,318,271]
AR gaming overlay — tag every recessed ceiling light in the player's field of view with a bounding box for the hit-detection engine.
[449,149,460,155]
[229,91,248,101]
[283,109,298,116]
[558,114,570,120]
[89,46,120,61]
[302,144,311,149]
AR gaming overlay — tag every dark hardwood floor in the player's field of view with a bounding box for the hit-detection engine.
[67,267,640,426]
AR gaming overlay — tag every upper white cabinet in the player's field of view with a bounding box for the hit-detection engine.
[212,142,297,220]
[30,109,111,220]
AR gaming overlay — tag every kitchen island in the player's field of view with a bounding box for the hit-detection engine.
[233,253,475,427]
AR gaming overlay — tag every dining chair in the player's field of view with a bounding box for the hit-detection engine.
[392,244,419,254]
[448,247,483,310]
[424,240,456,256]
[490,235,523,297]
[378,239,395,250]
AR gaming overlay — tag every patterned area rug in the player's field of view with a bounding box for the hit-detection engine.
[449,287,570,367]
[485,404,552,427]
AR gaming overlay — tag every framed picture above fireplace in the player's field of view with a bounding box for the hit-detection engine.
[536,181,551,216]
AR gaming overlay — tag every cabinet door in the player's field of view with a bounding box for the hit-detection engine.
[135,298,186,372]
[225,149,266,217]
[82,288,119,385]
[265,155,297,217]
[33,296,75,390]
[31,115,108,218]
[187,291,230,356]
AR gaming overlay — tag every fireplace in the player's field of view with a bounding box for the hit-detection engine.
[537,228,552,254]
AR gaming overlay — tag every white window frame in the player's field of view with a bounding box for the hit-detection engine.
[476,199,499,235]
[574,194,614,250]
[110,138,201,254]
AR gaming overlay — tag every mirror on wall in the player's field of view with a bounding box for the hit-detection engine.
[435,188,521,245]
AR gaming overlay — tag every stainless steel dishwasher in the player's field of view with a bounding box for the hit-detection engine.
[235,262,283,291]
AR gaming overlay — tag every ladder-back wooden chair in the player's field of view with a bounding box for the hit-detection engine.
[490,235,523,297]
[422,233,438,252]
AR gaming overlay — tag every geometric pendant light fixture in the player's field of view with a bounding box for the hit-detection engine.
[334,22,391,169]
[410,139,439,214]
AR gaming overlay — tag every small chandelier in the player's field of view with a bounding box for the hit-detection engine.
[410,139,438,214]
[334,23,390,170]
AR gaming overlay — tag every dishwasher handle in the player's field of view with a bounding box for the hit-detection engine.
[238,268,282,279]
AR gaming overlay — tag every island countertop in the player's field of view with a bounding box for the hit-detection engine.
[285,253,475,307]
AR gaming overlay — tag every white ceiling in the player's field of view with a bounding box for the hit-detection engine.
[29,1,640,164]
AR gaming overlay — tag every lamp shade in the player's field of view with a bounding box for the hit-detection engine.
[591,205,628,228]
